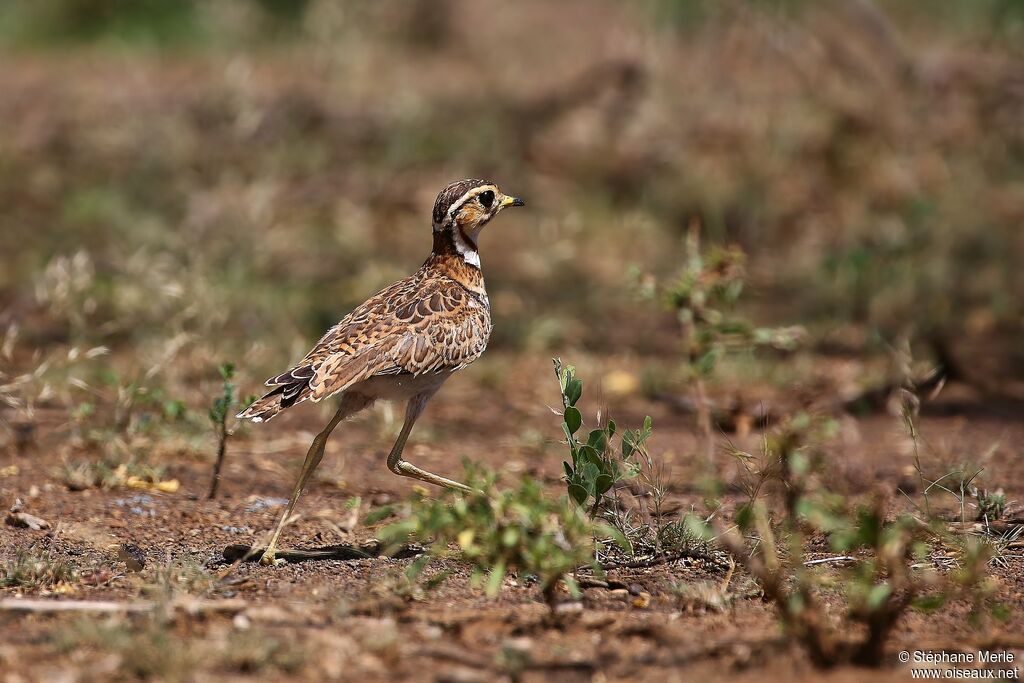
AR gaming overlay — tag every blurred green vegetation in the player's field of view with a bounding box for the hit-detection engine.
[0,0,1022,408]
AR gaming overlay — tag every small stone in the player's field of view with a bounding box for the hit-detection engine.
[5,511,50,531]
[632,592,652,609]
[117,542,146,571]
[554,601,584,614]
[501,637,534,656]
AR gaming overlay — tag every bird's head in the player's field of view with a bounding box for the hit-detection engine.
[431,179,525,248]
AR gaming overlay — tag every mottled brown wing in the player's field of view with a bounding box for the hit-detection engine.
[307,275,491,401]
[238,272,491,422]
[386,280,491,376]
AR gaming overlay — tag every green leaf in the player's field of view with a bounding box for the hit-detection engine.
[563,574,581,599]
[912,594,946,612]
[597,523,632,551]
[595,473,614,494]
[563,406,582,435]
[578,445,601,468]
[696,348,719,376]
[364,504,396,525]
[404,554,431,582]
[991,602,1012,622]
[502,527,519,548]
[568,483,588,506]
[683,513,714,541]
[566,379,583,406]
[563,461,573,478]
[790,451,809,477]
[163,399,186,420]
[865,583,892,611]
[587,428,608,453]
[485,560,507,597]
[735,503,757,531]
[218,362,235,380]
[554,358,568,392]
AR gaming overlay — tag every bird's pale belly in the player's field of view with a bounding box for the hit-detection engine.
[353,370,456,402]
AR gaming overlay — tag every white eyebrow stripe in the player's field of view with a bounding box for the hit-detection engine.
[445,185,499,221]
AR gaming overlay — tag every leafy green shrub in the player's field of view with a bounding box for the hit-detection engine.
[554,359,716,562]
[662,232,803,382]
[380,466,624,607]
[553,359,652,514]
[698,414,1000,668]
[644,233,802,463]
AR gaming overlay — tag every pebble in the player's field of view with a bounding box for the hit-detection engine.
[245,497,287,512]
[5,511,50,531]
[554,601,584,614]
[117,542,146,571]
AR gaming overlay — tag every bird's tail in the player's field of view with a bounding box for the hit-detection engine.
[236,387,287,423]
[236,365,314,423]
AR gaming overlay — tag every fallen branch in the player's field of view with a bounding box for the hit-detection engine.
[0,598,153,613]
[0,597,250,615]
[804,556,856,566]
[222,541,423,564]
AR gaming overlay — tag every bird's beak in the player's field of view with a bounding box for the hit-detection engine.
[500,195,525,208]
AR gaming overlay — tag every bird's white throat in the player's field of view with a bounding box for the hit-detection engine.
[452,228,481,268]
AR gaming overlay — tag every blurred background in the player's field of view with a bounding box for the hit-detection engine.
[1,0,1023,420]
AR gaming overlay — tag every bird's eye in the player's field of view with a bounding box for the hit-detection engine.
[478,190,495,209]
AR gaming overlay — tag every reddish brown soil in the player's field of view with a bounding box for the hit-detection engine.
[2,353,1022,682]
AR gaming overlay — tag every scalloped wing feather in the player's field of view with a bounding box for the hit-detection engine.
[239,268,491,421]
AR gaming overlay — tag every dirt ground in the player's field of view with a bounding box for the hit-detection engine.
[2,352,1022,683]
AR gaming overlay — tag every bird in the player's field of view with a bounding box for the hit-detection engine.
[236,178,525,565]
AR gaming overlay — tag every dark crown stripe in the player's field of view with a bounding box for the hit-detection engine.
[432,178,493,226]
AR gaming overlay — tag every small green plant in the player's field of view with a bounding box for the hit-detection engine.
[973,488,1007,523]
[698,414,999,668]
[207,362,254,499]
[0,550,77,590]
[554,359,714,561]
[553,359,651,514]
[380,466,623,608]
[652,229,802,463]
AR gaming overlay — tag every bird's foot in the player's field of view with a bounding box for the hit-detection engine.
[258,549,286,567]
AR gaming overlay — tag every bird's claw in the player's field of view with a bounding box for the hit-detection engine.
[258,551,285,567]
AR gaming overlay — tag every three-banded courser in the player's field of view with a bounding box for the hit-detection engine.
[237,179,524,565]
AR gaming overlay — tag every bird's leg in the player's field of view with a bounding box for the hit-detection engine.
[387,393,476,494]
[259,393,371,566]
